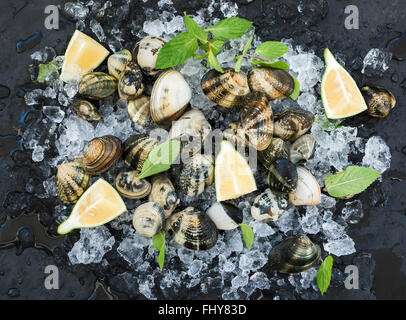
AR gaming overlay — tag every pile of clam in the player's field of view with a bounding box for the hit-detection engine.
[56,36,329,274]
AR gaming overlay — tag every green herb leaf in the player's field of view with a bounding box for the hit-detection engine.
[205,17,253,41]
[193,52,209,60]
[289,74,300,101]
[317,255,333,296]
[315,114,343,131]
[235,34,253,72]
[207,49,224,73]
[200,39,224,56]
[184,12,208,43]
[152,230,166,270]
[251,60,290,70]
[157,244,165,270]
[324,166,381,198]
[37,62,58,83]
[155,32,198,69]
[136,140,181,179]
[255,41,288,60]
[240,223,254,250]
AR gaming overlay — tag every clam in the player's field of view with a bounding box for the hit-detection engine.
[115,171,151,199]
[79,72,118,100]
[238,92,273,151]
[132,202,165,238]
[289,167,320,206]
[123,134,159,171]
[150,70,191,124]
[167,207,218,250]
[73,99,101,121]
[248,67,294,101]
[268,235,321,274]
[132,37,166,76]
[200,68,250,108]
[107,49,132,79]
[82,135,122,174]
[56,159,90,204]
[273,109,315,142]
[268,158,298,195]
[148,174,179,218]
[289,134,315,164]
[222,123,251,151]
[178,154,214,197]
[206,202,243,230]
[118,61,144,101]
[127,95,151,126]
[258,138,289,169]
[361,86,396,118]
[169,109,212,158]
[251,189,288,222]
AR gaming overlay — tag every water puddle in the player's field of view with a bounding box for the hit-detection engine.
[16,31,42,54]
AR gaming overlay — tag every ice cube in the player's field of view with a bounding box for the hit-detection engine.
[324,235,356,256]
[341,200,364,224]
[43,106,65,123]
[32,145,45,162]
[64,2,89,20]
[361,48,392,77]
[362,136,391,173]
[231,273,249,289]
[188,259,203,277]
[90,19,106,42]
[299,206,322,234]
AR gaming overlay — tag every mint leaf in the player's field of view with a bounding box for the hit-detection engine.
[324,166,381,198]
[240,223,254,250]
[289,74,300,101]
[205,17,253,41]
[136,140,181,179]
[317,255,333,296]
[155,32,198,69]
[184,12,207,42]
[37,62,58,83]
[235,34,253,72]
[157,245,165,270]
[201,39,224,56]
[207,49,224,73]
[152,230,166,270]
[193,52,209,60]
[251,60,290,70]
[315,114,343,131]
[256,41,288,60]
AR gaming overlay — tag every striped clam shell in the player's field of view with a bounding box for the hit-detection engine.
[132,202,165,238]
[82,135,122,175]
[118,61,144,101]
[150,70,191,124]
[258,137,289,169]
[238,92,273,151]
[132,37,166,76]
[167,207,218,250]
[56,159,90,204]
[123,134,159,171]
[107,49,132,79]
[148,174,179,218]
[361,86,396,118]
[288,166,320,206]
[248,67,294,101]
[178,154,214,197]
[127,95,151,126]
[273,109,315,142]
[268,158,298,195]
[79,72,118,100]
[73,99,101,122]
[200,68,250,108]
[289,134,315,164]
[251,188,288,222]
[115,171,151,199]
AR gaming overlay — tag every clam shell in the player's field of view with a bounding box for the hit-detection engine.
[258,138,289,169]
[167,207,218,250]
[148,174,179,218]
[107,49,132,79]
[178,154,214,197]
[123,134,159,171]
[150,70,191,124]
[206,202,243,230]
[127,96,151,126]
[248,67,294,100]
[361,86,396,118]
[118,61,144,101]
[268,158,298,195]
[132,202,165,238]
[56,159,90,205]
[115,171,151,199]
[82,135,122,174]
[132,37,166,76]
[200,68,250,108]
[289,134,315,164]
[288,166,320,206]
[251,189,288,221]
[269,235,321,274]
[273,109,315,142]
[79,72,118,100]
[73,99,101,121]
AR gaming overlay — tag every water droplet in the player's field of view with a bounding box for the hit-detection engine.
[0,85,10,99]
[16,31,42,54]
[7,288,20,298]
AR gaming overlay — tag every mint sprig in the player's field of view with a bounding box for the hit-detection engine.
[152,230,166,270]
[240,223,254,250]
[317,255,333,296]
[205,17,253,41]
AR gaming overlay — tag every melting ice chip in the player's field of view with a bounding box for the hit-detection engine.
[362,136,391,173]
[43,106,65,123]
[361,48,392,77]
[323,235,356,257]
[341,200,364,224]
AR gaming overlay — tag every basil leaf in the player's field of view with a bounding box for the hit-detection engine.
[184,12,207,42]
[136,140,181,179]
[290,74,300,101]
[240,223,254,250]
[207,49,224,73]
[324,166,381,198]
[256,41,288,60]
[201,39,224,56]
[155,32,198,69]
[152,230,166,270]
[251,60,290,70]
[235,34,253,72]
[317,255,333,296]
[205,17,253,41]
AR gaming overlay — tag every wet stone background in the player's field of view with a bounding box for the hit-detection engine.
[0,0,406,299]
